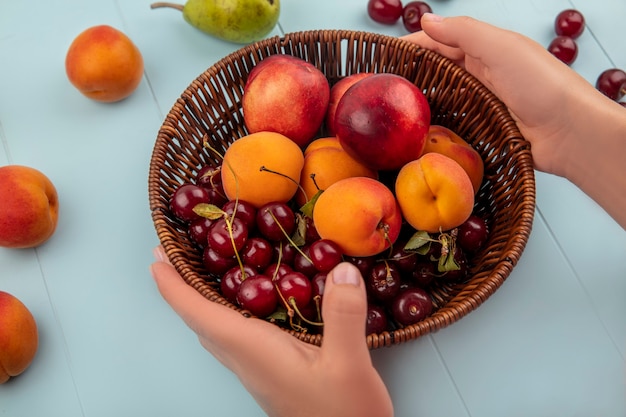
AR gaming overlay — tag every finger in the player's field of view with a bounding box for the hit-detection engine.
[320,262,370,362]
[401,27,466,65]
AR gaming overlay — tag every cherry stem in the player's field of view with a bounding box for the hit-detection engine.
[289,298,323,327]
[260,165,308,204]
[266,210,313,265]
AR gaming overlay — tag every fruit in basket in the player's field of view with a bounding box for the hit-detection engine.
[312,177,402,257]
[150,0,280,44]
[296,136,378,206]
[391,286,432,326]
[334,73,430,171]
[220,131,304,208]
[325,73,374,135]
[395,153,474,233]
[0,291,38,384]
[422,125,484,194]
[65,25,144,103]
[0,165,59,249]
[242,55,330,147]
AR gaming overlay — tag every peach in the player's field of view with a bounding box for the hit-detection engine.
[313,177,402,257]
[0,165,59,248]
[65,25,144,103]
[0,291,38,384]
[296,137,378,207]
[335,73,431,171]
[242,55,330,147]
[221,131,304,208]
[422,125,484,194]
[325,72,374,135]
[395,153,474,233]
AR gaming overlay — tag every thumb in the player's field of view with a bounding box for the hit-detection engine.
[320,262,370,360]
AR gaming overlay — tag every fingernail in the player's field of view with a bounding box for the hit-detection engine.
[332,262,361,286]
[422,13,443,23]
[153,245,167,262]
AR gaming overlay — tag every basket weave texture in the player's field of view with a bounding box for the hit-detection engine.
[148,29,536,349]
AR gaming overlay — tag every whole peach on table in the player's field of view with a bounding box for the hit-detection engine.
[221,131,305,208]
[65,25,144,103]
[325,72,374,135]
[395,152,474,233]
[0,165,59,248]
[312,176,402,257]
[242,54,330,147]
[0,291,38,384]
[296,136,378,207]
[334,73,431,171]
[422,125,484,194]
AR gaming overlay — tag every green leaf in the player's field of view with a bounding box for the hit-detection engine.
[291,213,307,247]
[404,230,432,255]
[192,203,224,220]
[299,190,323,218]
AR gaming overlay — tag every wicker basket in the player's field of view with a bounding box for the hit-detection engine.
[148,29,536,349]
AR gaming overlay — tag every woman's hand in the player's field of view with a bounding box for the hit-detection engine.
[150,246,393,417]
[404,14,626,229]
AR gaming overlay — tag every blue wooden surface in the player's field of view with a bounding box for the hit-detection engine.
[1,1,625,416]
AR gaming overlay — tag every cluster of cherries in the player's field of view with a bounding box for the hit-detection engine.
[366,0,433,33]
[547,9,626,106]
[168,161,490,335]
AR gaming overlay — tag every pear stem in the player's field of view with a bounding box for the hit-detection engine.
[150,2,184,11]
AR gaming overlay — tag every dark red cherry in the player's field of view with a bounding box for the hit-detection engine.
[276,271,312,309]
[196,164,223,190]
[548,36,578,65]
[367,262,402,303]
[202,246,237,276]
[311,272,327,301]
[401,1,432,32]
[596,68,626,101]
[207,217,248,258]
[187,217,214,248]
[236,274,278,317]
[366,304,389,335]
[367,0,403,24]
[221,264,256,303]
[554,9,585,39]
[222,200,257,231]
[170,183,211,223]
[256,202,296,242]
[391,286,432,326]
[411,261,436,287]
[308,239,343,273]
[344,255,375,278]
[293,245,318,278]
[241,237,273,271]
[457,215,489,253]
[263,262,293,280]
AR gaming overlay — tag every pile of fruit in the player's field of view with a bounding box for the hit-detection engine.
[168,54,490,335]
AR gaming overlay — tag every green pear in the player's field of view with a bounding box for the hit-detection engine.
[151,0,280,44]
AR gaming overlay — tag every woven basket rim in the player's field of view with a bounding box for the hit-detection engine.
[148,29,536,349]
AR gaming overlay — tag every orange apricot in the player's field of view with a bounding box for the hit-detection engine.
[296,137,378,207]
[221,131,304,208]
[395,153,474,233]
[422,125,484,194]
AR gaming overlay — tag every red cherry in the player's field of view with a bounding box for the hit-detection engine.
[391,286,433,326]
[276,271,312,309]
[367,0,403,24]
[596,68,626,101]
[401,1,432,33]
[548,36,578,65]
[236,274,278,317]
[554,9,585,39]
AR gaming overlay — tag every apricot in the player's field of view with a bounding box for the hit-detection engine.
[0,165,59,248]
[313,177,402,257]
[65,25,144,103]
[296,137,378,207]
[395,153,474,233]
[221,131,305,208]
[0,291,38,384]
[422,125,484,194]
